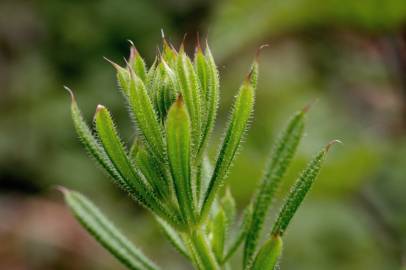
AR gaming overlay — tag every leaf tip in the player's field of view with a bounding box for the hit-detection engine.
[325,139,342,152]
[96,104,106,113]
[63,85,76,103]
[196,32,202,53]
[179,33,187,52]
[176,93,184,107]
[255,43,269,61]
[103,56,123,71]
[302,98,319,113]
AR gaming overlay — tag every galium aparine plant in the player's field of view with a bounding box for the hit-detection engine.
[61,34,339,270]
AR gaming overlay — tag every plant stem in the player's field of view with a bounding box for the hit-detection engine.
[182,228,220,270]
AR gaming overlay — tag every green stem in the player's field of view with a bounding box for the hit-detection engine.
[182,229,220,270]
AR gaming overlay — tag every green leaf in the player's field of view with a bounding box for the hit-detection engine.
[244,109,305,266]
[128,44,147,83]
[175,49,202,156]
[150,62,177,122]
[221,187,236,228]
[271,141,339,236]
[67,88,122,185]
[94,105,179,226]
[62,188,160,270]
[67,88,146,206]
[188,231,221,270]
[134,142,170,201]
[104,58,131,97]
[194,43,220,157]
[125,69,166,162]
[166,96,196,224]
[250,235,283,270]
[201,75,256,222]
[162,36,177,68]
[211,208,227,262]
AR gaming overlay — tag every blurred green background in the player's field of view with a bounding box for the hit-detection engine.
[0,0,405,269]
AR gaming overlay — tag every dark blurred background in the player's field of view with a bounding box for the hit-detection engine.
[0,0,405,269]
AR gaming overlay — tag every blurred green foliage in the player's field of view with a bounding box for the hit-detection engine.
[0,0,405,269]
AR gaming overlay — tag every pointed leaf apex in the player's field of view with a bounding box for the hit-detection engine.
[196,32,203,53]
[103,57,124,71]
[325,139,342,152]
[55,185,70,196]
[129,44,139,61]
[256,44,269,61]
[176,93,184,106]
[63,85,76,103]
[302,98,319,113]
[179,33,187,52]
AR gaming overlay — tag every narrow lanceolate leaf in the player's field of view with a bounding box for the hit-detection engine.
[248,44,268,91]
[176,50,202,155]
[128,45,147,83]
[221,187,236,228]
[104,58,131,97]
[68,89,119,183]
[211,208,227,262]
[135,143,169,200]
[162,38,177,68]
[201,77,255,221]
[67,88,139,202]
[62,188,160,270]
[166,96,196,224]
[250,236,283,270]
[94,105,177,225]
[125,70,166,162]
[244,109,306,266]
[155,216,190,259]
[194,44,220,156]
[271,141,339,236]
[150,63,177,122]
[189,231,221,270]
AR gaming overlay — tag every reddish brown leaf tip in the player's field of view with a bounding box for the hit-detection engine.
[302,98,319,113]
[325,139,342,152]
[256,44,269,61]
[129,43,139,61]
[175,94,184,107]
[179,33,187,52]
[196,32,202,53]
[63,85,76,102]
